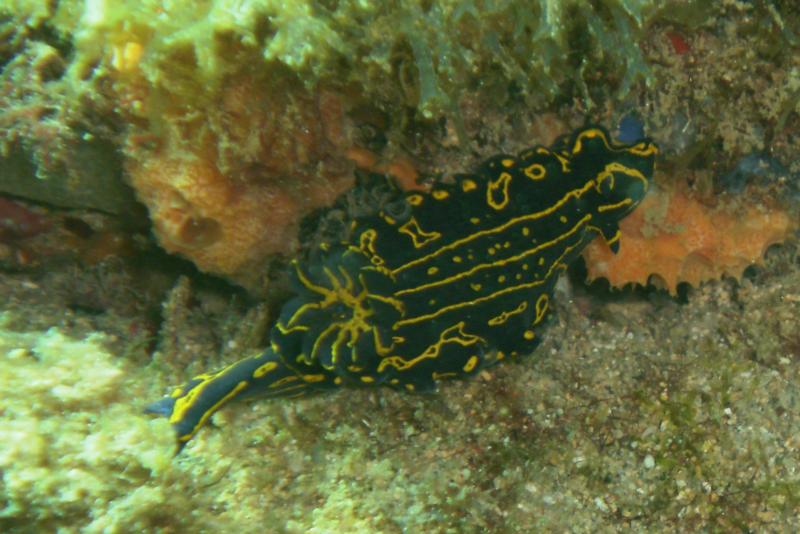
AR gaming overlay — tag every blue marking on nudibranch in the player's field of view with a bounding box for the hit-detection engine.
[616,113,645,144]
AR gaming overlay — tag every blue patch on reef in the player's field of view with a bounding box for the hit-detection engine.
[617,113,645,144]
[718,152,790,193]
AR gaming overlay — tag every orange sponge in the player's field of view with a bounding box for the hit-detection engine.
[583,187,795,295]
[128,154,303,286]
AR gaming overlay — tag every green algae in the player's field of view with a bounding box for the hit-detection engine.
[1,0,715,119]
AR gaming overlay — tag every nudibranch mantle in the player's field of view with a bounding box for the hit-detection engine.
[147,126,658,447]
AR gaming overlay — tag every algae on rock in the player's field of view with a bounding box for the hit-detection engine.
[0,316,199,532]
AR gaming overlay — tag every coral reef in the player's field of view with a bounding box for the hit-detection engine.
[643,1,800,166]
[583,186,796,294]
[0,317,187,532]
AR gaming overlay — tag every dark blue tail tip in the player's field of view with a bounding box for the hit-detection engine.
[144,396,176,417]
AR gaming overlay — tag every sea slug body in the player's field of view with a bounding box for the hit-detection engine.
[147,126,658,448]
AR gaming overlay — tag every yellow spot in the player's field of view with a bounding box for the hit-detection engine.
[559,215,567,223]
[303,374,326,383]
[522,263,528,270]
[470,217,481,224]
[487,171,512,210]
[427,266,439,275]
[524,163,546,180]
[383,214,396,225]
[390,378,399,385]
[515,273,522,280]
[433,189,450,200]
[498,275,506,283]
[461,179,477,192]
[497,351,506,360]
[463,355,479,372]
[470,283,482,291]
[523,330,535,340]
[405,383,415,391]
[399,217,442,248]
[538,257,545,266]
[407,194,424,206]
[360,375,375,383]
[501,158,515,168]
[253,361,278,378]
[522,227,530,236]
[335,377,343,385]
[488,247,496,255]
[503,241,511,248]
[453,255,463,263]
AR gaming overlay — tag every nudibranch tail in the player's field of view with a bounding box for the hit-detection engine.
[147,349,321,449]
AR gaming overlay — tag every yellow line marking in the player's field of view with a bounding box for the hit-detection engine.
[391,178,597,275]
[378,322,484,372]
[394,214,590,296]
[394,238,582,327]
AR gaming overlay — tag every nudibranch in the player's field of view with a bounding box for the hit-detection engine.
[147,126,658,449]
